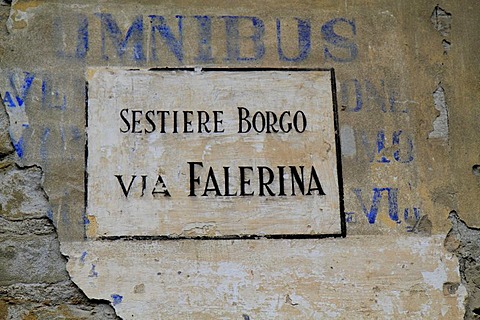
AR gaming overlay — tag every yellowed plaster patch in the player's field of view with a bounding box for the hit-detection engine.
[85,215,98,238]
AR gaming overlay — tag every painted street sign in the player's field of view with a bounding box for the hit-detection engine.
[86,68,344,238]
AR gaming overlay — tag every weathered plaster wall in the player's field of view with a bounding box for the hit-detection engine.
[0,108,119,318]
[0,0,479,319]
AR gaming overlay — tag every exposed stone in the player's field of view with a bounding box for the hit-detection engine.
[1,302,119,320]
[0,95,13,156]
[446,211,480,319]
[0,146,119,318]
[0,171,120,318]
[0,165,50,221]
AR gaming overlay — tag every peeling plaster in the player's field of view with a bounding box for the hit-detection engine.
[429,85,449,140]
[340,125,356,157]
[430,5,452,37]
[63,236,466,319]
[422,265,448,290]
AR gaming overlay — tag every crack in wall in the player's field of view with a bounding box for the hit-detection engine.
[431,6,453,58]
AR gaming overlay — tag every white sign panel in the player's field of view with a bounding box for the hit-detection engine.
[86,68,344,238]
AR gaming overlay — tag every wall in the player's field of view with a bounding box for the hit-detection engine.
[0,0,479,319]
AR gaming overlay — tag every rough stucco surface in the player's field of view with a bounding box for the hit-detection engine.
[63,236,466,319]
[446,213,480,319]
[0,0,479,319]
[0,158,120,318]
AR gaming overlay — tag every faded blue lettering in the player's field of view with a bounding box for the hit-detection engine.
[194,16,213,63]
[376,131,390,163]
[353,187,399,224]
[76,16,89,59]
[405,208,421,232]
[341,79,406,113]
[89,264,98,277]
[361,130,390,163]
[3,92,16,108]
[8,72,34,108]
[60,126,66,147]
[366,80,387,112]
[341,79,362,112]
[321,18,357,62]
[42,77,67,110]
[11,137,24,158]
[40,127,50,163]
[61,197,70,225]
[276,18,311,62]
[345,211,356,223]
[71,126,82,141]
[361,130,414,163]
[404,207,421,222]
[149,15,183,62]
[97,13,145,61]
[53,15,88,59]
[4,71,35,158]
[222,16,265,62]
[393,130,414,163]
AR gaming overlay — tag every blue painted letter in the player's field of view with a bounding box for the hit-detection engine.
[53,15,88,59]
[7,72,34,108]
[194,16,213,63]
[341,79,362,112]
[76,15,89,59]
[392,130,414,163]
[276,18,311,62]
[361,130,391,163]
[365,80,387,112]
[353,187,399,224]
[149,15,183,62]
[97,14,144,62]
[321,18,357,62]
[222,16,265,62]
